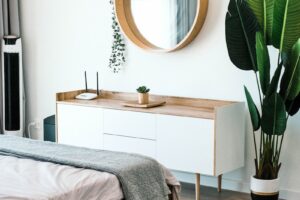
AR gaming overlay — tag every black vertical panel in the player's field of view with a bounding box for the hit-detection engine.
[4,52,20,130]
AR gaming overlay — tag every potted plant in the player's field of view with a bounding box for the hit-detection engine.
[225,0,300,199]
[136,86,150,104]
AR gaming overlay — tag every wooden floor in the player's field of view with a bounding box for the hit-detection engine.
[180,183,250,200]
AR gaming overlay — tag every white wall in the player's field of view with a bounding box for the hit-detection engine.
[19,0,300,199]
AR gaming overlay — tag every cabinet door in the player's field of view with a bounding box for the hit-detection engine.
[57,104,103,149]
[157,115,215,175]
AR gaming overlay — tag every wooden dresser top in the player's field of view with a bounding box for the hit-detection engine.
[56,90,238,119]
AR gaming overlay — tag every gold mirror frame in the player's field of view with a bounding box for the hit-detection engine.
[115,0,209,52]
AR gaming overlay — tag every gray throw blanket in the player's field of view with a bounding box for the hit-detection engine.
[0,135,170,200]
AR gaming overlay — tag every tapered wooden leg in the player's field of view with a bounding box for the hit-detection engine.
[217,174,223,193]
[195,173,201,200]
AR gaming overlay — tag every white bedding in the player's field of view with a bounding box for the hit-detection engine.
[0,155,180,200]
[0,155,123,200]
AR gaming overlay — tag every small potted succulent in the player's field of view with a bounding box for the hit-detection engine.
[136,86,150,104]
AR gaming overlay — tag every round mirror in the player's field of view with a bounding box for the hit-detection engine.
[115,0,208,52]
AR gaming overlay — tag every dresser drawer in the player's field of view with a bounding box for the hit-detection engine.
[103,109,156,140]
[103,134,156,158]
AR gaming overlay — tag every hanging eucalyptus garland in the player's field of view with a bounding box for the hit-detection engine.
[109,0,126,73]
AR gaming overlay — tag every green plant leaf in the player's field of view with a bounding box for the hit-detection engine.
[280,38,300,100]
[136,86,150,93]
[266,62,283,96]
[272,0,300,52]
[281,51,290,67]
[247,0,274,44]
[261,93,287,135]
[226,0,260,71]
[256,32,271,94]
[244,86,261,131]
[285,93,300,116]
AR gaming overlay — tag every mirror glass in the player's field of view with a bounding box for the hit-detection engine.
[131,0,198,49]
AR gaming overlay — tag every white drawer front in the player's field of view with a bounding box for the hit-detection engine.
[57,104,103,149]
[157,115,215,175]
[103,109,156,140]
[103,134,156,158]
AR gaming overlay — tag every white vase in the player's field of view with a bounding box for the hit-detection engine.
[250,176,279,200]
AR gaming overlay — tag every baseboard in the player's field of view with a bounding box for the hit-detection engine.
[279,189,300,200]
[172,171,300,200]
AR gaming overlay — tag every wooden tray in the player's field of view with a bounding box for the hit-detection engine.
[122,101,166,108]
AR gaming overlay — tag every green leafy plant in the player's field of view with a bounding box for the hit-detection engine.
[136,86,150,93]
[108,0,126,73]
[226,0,300,180]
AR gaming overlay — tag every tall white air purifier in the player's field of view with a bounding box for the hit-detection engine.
[1,35,24,136]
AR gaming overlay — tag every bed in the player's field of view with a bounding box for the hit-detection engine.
[0,136,180,200]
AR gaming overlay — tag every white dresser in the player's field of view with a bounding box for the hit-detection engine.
[56,90,245,199]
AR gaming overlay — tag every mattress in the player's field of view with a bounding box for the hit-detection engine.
[0,155,123,200]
